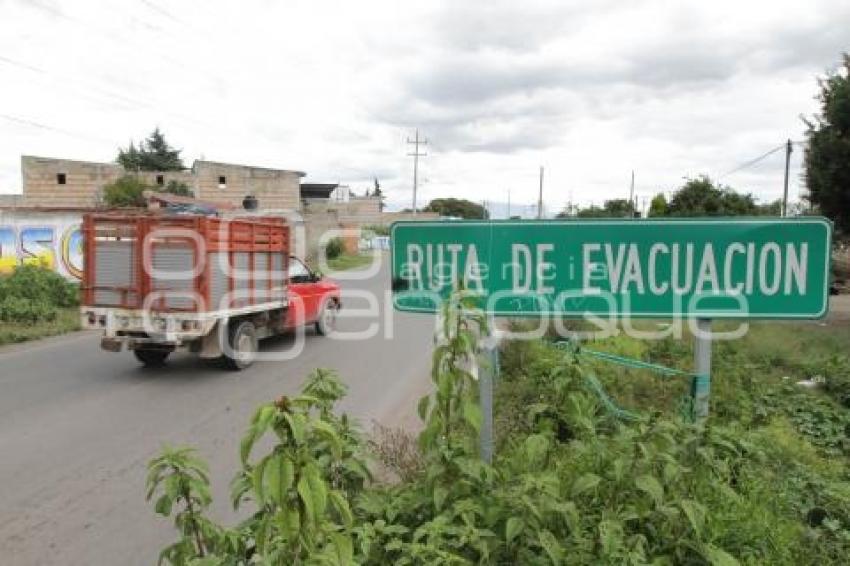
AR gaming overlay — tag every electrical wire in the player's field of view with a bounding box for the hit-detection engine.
[717,144,786,179]
[0,113,114,144]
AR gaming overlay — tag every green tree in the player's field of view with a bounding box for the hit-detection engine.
[372,177,385,211]
[666,176,765,216]
[649,193,668,217]
[575,198,634,218]
[118,127,185,171]
[804,53,850,233]
[757,199,782,216]
[424,198,488,219]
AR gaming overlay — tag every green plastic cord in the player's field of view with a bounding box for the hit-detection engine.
[553,340,700,423]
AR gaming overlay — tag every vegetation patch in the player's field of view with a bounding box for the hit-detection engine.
[145,297,850,564]
[0,265,80,345]
[326,253,375,272]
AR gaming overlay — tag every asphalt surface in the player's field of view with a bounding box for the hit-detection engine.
[0,255,436,566]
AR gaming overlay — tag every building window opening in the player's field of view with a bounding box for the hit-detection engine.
[156,175,164,186]
[57,173,66,185]
[218,175,227,188]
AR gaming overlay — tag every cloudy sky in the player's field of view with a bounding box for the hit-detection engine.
[0,0,847,215]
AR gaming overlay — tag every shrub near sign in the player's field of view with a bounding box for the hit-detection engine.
[390,218,832,319]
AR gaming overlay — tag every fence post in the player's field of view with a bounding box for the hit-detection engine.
[693,318,712,423]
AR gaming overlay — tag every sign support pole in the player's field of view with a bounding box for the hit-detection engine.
[693,318,712,423]
[479,331,499,464]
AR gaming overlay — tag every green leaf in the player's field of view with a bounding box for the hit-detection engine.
[680,499,706,538]
[538,529,564,565]
[462,398,482,432]
[330,532,355,565]
[329,489,354,526]
[251,455,269,504]
[297,474,315,523]
[433,485,449,511]
[634,474,664,506]
[311,419,343,458]
[264,454,295,507]
[305,462,328,517]
[524,433,549,465]
[239,432,255,466]
[599,519,624,555]
[255,404,277,434]
[571,473,601,497]
[702,543,740,566]
[282,412,306,445]
[154,494,173,516]
[505,517,524,544]
[417,395,431,420]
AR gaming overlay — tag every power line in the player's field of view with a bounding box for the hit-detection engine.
[718,144,786,179]
[0,113,113,144]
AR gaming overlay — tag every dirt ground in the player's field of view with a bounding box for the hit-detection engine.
[827,294,850,324]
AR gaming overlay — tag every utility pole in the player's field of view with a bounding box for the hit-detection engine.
[629,170,635,218]
[407,128,427,216]
[537,166,544,219]
[782,139,792,217]
[506,189,511,218]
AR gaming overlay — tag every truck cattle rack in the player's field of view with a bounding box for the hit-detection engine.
[81,213,290,314]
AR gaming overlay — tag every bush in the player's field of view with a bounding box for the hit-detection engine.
[325,236,344,260]
[0,296,56,323]
[0,264,78,323]
[103,175,149,207]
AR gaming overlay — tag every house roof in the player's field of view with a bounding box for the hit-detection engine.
[300,183,339,199]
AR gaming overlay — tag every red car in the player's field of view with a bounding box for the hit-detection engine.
[284,256,341,334]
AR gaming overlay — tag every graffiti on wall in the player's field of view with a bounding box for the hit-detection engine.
[0,216,84,280]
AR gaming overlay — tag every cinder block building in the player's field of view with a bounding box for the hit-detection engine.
[9,155,305,210]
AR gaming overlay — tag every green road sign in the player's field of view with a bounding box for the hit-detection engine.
[390,218,832,319]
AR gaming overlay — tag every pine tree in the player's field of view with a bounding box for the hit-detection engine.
[116,128,185,171]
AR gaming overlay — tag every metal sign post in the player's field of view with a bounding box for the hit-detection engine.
[478,330,500,464]
[693,318,712,423]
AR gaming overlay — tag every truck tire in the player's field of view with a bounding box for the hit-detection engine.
[224,320,258,370]
[315,299,338,336]
[133,349,170,367]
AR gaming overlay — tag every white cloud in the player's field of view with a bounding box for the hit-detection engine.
[0,0,846,215]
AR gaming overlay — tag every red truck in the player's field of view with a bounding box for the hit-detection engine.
[79,213,340,370]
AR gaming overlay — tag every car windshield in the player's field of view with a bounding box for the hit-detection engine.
[289,258,309,279]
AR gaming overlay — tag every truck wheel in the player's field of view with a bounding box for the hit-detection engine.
[315,299,338,336]
[224,320,258,370]
[134,349,170,367]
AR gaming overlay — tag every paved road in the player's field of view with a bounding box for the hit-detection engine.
[0,256,435,566]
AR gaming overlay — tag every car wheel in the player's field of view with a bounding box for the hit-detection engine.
[224,320,258,370]
[315,299,338,336]
[133,348,170,367]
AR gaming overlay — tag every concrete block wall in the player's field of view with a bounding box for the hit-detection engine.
[16,156,303,210]
[193,161,303,210]
[135,170,196,192]
[21,156,123,207]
